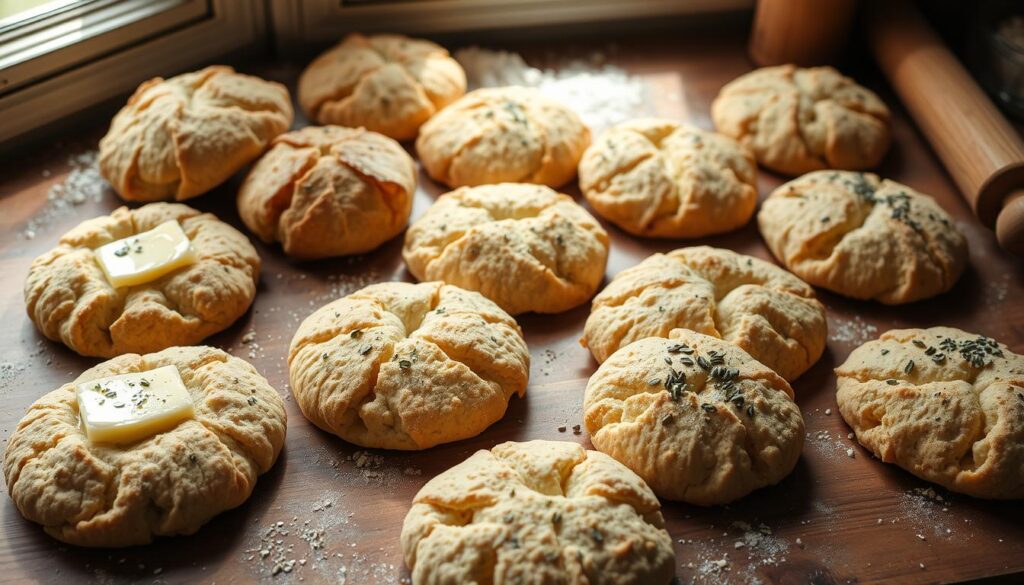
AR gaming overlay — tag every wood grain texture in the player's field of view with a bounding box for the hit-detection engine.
[0,31,1022,585]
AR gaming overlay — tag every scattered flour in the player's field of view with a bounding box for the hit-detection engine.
[22,151,111,240]
[828,314,879,346]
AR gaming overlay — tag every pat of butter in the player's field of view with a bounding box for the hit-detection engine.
[94,220,196,288]
[76,365,195,444]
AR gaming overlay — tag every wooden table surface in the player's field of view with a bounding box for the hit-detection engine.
[1,30,1022,585]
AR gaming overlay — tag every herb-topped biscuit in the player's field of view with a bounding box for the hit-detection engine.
[758,171,968,304]
[416,87,590,189]
[583,246,826,382]
[289,281,529,450]
[578,119,758,238]
[711,65,890,176]
[584,330,805,505]
[3,346,287,546]
[836,327,1024,499]
[401,440,676,584]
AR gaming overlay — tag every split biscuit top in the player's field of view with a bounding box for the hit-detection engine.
[298,33,466,141]
[415,87,591,189]
[758,171,968,304]
[584,330,805,505]
[712,65,890,176]
[402,183,610,315]
[24,203,260,358]
[2,346,287,547]
[578,118,758,238]
[583,246,826,382]
[288,281,529,450]
[99,66,293,202]
[836,327,1024,500]
[401,440,676,584]
[237,126,417,259]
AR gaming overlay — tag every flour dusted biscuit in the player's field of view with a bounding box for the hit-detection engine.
[401,440,675,584]
[403,184,609,315]
[583,246,826,381]
[579,119,758,238]
[836,327,1024,499]
[299,33,466,141]
[2,346,286,547]
[289,281,529,450]
[100,66,292,202]
[237,126,416,259]
[584,331,804,505]
[24,203,260,358]
[758,171,968,304]
[712,65,890,176]
[416,87,590,188]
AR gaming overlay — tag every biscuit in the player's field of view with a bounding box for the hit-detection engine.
[836,327,1024,499]
[402,184,610,315]
[289,281,529,450]
[2,346,287,546]
[24,203,260,358]
[584,330,805,505]
[578,119,758,238]
[298,33,466,141]
[416,87,590,188]
[99,66,292,202]
[711,65,890,176]
[401,440,675,584]
[237,126,416,259]
[583,246,826,381]
[758,171,968,304]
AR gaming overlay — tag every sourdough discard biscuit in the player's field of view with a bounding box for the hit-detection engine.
[583,246,826,381]
[579,119,758,238]
[416,87,590,188]
[402,184,610,315]
[289,281,529,450]
[100,66,292,202]
[758,171,968,304]
[712,65,890,176]
[401,440,675,584]
[237,126,416,259]
[584,331,805,505]
[2,346,287,547]
[298,33,466,141]
[24,203,260,358]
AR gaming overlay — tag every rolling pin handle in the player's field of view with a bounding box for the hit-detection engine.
[996,190,1024,255]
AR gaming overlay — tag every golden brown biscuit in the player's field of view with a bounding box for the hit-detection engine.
[836,327,1024,499]
[416,87,590,189]
[237,126,416,259]
[99,66,292,202]
[2,346,286,547]
[711,65,890,176]
[401,440,675,584]
[583,246,826,381]
[579,119,758,238]
[298,33,466,141]
[24,203,260,358]
[584,331,805,505]
[402,184,609,315]
[289,281,529,450]
[758,171,968,304]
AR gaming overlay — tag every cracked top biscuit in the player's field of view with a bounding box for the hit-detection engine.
[99,66,293,202]
[584,330,804,505]
[416,87,590,189]
[402,184,610,315]
[758,171,968,304]
[2,346,287,547]
[401,440,675,584]
[836,327,1024,499]
[288,281,529,450]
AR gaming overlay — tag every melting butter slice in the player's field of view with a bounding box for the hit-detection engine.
[76,364,195,444]
[94,220,196,288]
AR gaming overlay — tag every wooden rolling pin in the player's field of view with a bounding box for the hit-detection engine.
[867,0,1024,254]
